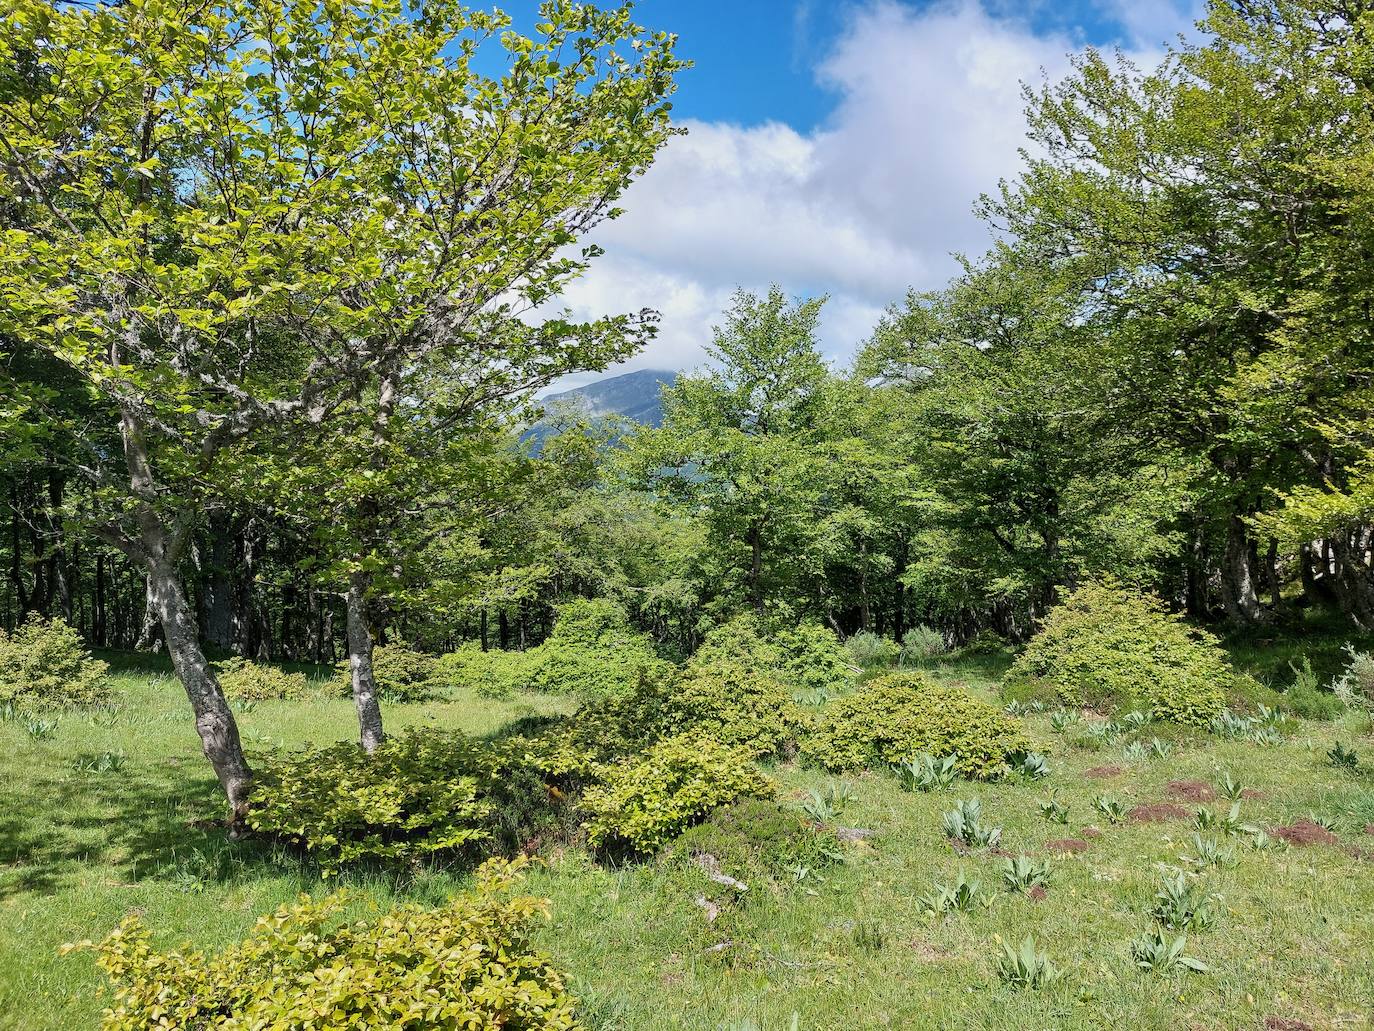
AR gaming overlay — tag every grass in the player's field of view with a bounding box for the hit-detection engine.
[2,648,1373,1029]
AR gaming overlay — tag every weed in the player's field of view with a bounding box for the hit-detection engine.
[1038,797,1071,824]
[1001,854,1051,894]
[1150,871,1218,932]
[1130,929,1207,974]
[941,799,1002,848]
[893,753,958,792]
[995,935,1061,989]
[1093,795,1129,825]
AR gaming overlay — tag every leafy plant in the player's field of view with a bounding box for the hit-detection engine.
[215,657,309,702]
[1150,871,1218,932]
[1308,812,1339,833]
[72,750,126,775]
[1217,771,1246,801]
[0,614,110,711]
[942,798,1002,848]
[802,672,1032,778]
[1194,802,1243,837]
[1121,740,1148,762]
[800,780,855,822]
[917,869,991,913]
[23,715,57,740]
[844,630,899,670]
[581,735,774,854]
[668,799,842,885]
[1184,834,1237,870]
[898,625,947,665]
[64,857,581,1029]
[893,753,959,792]
[1333,643,1374,713]
[1093,795,1129,825]
[1248,828,1286,851]
[1038,796,1071,824]
[337,644,440,703]
[1148,737,1172,760]
[1006,582,1230,725]
[1011,751,1050,779]
[1327,742,1360,771]
[995,935,1061,989]
[1001,854,1051,894]
[1049,709,1081,733]
[1130,928,1207,974]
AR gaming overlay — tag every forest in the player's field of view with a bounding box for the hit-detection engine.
[1,1,1373,1029]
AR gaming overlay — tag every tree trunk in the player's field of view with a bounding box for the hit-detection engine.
[1219,515,1268,624]
[345,570,385,753]
[135,574,163,650]
[93,552,107,647]
[120,408,251,822]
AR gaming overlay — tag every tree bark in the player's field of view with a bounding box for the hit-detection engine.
[345,570,385,753]
[1219,515,1269,624]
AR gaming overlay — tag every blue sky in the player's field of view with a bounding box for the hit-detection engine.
[510,1,1201,385]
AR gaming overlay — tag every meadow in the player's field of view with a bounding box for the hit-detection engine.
[2,639,1371,1031]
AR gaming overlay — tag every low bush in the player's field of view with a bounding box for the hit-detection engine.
[773,622,851,692]
[0,613,110,710]
[66,856,581,1030]
[1334,644,1374,714]
[899,625,947,664]
[434,644,536,698]
[846,630,899,670]
[246,729,556,874]
[668,657,812,756]
[215,657,309,701]
[581,735,774,854]
[521,599,670,702]
[802,672,1031,778]
[668,797,842,883]
[1006,582,1229,725]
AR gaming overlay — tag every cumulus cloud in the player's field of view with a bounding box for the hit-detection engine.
[553,0,1188,383]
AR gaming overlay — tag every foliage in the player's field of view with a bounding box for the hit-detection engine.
[802,672,1031,778]
[580,735,774,855]
[246,729,555,874]
[525,600,671,702]
[668,654,811,758]
[668,798,842,884]
[1001,855,1051,894]
[798,781,855,823]
[899,625,947,664]
[1007,582,1230,725]
[917,869,991,913]
[1327,742,1360,771]
[1038,796,1070,824]
[941,798,1002,849]
[65,857,581,1030]
[772,622,851,693]
[893,753,958,792]
[846,631,899,669]
[995,936,1061,989]
[1151,872,1219,933]
[0,614,110,710]
[1333,644,1374,713]
[215,658,309,702]
[337,645,439,703]
[1131,929,1208,975]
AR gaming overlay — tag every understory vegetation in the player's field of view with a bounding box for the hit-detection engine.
[4,0,1374,1028]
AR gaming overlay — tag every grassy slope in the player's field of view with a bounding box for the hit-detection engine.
[1,651,1372,1030]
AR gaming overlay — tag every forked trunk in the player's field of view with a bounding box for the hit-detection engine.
[346,570,385,753]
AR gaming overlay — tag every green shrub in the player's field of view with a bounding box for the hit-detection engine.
[1006,582,1229,725]
[435,644,537,698]
[668,657,812,756]
[215,657,309,701]
[66,856,581,1030]
[246,729,555,874]
[337,643,439,703]
[1334,644,1374,714]
[802,672,1032,778]
[521,599,670,702]
[846,630,899,669]
[581,735,774,854]
[0,614,110,710]
[774,622,851,692]
[692,614,782,668]
[668,797,842,883]
[899,625,947,664]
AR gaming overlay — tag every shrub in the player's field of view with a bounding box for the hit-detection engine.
[246,729,555,874]
[215,657,309,701]
[581,735,774,854]
[899,625,947,664]
[802,672,1032,778]
[668,797,842,883]
[1006,582,1229,725]
[524,599,670,702]
[691,614,782,668]
[66,856,581,1030]
[0,614,110,710]
[667,657,812,756]
[773,622,851,692]
[1334,644,1374,714]
[434,644,536,698]
[1280,657,1345,720]
[845,630,898,670]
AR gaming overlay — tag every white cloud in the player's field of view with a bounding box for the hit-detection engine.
[553,0,1187,385]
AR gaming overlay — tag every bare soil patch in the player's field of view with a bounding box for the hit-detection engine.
[1166,780,1215,802]
[1085,765,1123,779]
[1045,838,1090,854]
[1269,820,1339,846]
[1128,802,1191,824]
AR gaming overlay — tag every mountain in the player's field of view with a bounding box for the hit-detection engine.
[526,368,678,447]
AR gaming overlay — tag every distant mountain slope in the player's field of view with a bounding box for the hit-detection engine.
[526,368,678,446]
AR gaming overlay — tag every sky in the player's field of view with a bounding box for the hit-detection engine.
[521,0,1203,389]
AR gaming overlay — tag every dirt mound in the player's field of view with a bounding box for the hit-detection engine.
[1045,838,1090,854]
[1027,884,1048,901]
[1081,826,1103,838]
[1263,1018,1314,1031]
[1128,802,1191,824]
[1085,765,1123,779]
[1166,780,1215,802]
[1269,820,1339,846]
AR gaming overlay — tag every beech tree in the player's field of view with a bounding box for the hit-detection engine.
[0,0,682,811]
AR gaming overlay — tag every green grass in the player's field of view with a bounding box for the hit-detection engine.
[2,651,1373,1029]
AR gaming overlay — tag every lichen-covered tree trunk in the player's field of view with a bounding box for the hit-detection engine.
[1220,515,1269,624]
[345,570,385,753]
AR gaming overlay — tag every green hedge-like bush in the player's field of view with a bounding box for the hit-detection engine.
[0,614,109,710]
[1006,582,1229,725]
[67,857,580,1030]
[435,644,536,698]
[337,644,439,703]
[668,798,842,884]
[247,729,555,874]
[215,657,309,701]
[667,657,811,757]
[802,672,1031,778]
[581,735,774,854]
[773,621,851,692]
